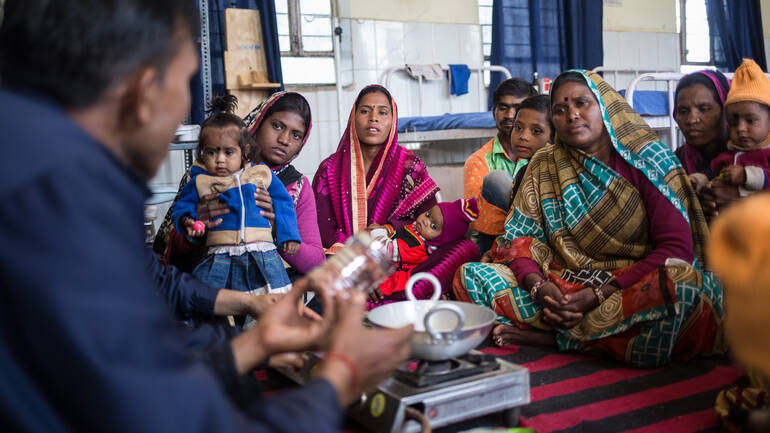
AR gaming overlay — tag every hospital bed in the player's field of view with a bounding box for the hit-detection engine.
[592,67,682,150]
[625,72,683,149]
[382,65,513,144]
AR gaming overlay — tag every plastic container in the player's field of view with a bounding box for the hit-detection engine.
[311,231,395,294]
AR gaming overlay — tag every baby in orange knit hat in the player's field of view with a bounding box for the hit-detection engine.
[690,58,770,196]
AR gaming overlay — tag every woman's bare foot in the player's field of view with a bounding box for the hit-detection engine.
[492,324,556,347]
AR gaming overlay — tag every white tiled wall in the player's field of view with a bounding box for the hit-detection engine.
[150,23,692,226]
[600,31,680,91]
[288,18,485,181]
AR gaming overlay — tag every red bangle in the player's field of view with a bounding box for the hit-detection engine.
[324,351,358,396]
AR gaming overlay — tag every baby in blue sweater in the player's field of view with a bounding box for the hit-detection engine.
[172,95,300,299]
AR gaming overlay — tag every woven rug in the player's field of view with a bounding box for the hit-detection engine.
[433,343,743,433]
[261,342,744,433]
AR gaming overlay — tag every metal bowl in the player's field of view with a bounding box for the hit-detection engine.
[367,273,497,361]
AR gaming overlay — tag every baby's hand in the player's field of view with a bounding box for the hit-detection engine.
[282,240,300,255]
[184,217,206,238]
[720,165,746,186]
[687,174,698,187]
[480,250,493,263]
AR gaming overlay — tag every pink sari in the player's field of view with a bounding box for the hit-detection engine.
[312,85,479,308]
[312,85,439,252]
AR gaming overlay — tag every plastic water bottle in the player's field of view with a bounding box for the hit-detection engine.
[309,231,395,294]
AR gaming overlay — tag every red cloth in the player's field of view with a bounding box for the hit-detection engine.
[379,225,430,296]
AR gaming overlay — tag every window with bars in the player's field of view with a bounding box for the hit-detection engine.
[275,0,335,84]
[478,0,493,86]
[676,0,713,72]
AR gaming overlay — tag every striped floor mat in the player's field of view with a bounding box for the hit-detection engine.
[263,343,744,433]
[440,344,744,433]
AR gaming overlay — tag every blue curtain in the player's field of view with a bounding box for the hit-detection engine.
[488,0,603,109]
[706,0,767,71]
[190,0,283,124]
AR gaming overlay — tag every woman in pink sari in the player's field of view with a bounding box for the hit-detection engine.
[313,85,479,307]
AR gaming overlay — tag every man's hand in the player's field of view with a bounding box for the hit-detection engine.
[230,278,334,374]
[314,290,413,406]
[268,352,306,370]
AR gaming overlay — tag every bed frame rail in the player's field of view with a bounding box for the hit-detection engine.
[381,65,512,116]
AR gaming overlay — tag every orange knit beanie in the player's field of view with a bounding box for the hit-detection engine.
[708,193,770,379]
[725,58,770,107]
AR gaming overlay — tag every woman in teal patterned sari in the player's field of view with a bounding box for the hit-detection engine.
[453,70,724,367]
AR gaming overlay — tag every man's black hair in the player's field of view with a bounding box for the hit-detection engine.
[492,77,537,107]
[0,0,198,109]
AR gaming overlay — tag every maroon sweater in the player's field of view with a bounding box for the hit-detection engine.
[510,151,694,290]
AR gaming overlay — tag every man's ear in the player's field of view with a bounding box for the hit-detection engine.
[119,67,159,128]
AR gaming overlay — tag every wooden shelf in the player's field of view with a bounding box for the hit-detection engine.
[237,81,281,89]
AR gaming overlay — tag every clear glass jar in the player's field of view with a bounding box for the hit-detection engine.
[311,231,395,293]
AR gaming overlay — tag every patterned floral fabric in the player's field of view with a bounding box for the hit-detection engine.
[453,70,724,368]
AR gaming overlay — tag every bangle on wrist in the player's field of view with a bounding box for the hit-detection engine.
[324,351,358,397]
[592,285,606,304]
[529,279,546,302]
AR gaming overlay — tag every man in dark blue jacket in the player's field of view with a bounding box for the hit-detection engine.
[0,1,412,432]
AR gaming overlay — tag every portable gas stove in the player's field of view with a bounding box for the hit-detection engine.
[276,350,529,433]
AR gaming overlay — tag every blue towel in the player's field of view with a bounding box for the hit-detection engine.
[448,64,471,96]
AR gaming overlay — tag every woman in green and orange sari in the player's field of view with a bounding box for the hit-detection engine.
[453,70,724,368]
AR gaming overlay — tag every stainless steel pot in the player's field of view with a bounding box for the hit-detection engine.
[367,273,497,361]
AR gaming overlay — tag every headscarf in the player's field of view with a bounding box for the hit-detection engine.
[673,70,731,173]
[243,90,312,185]
[313,85,439,246]
[496,70,709,269]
